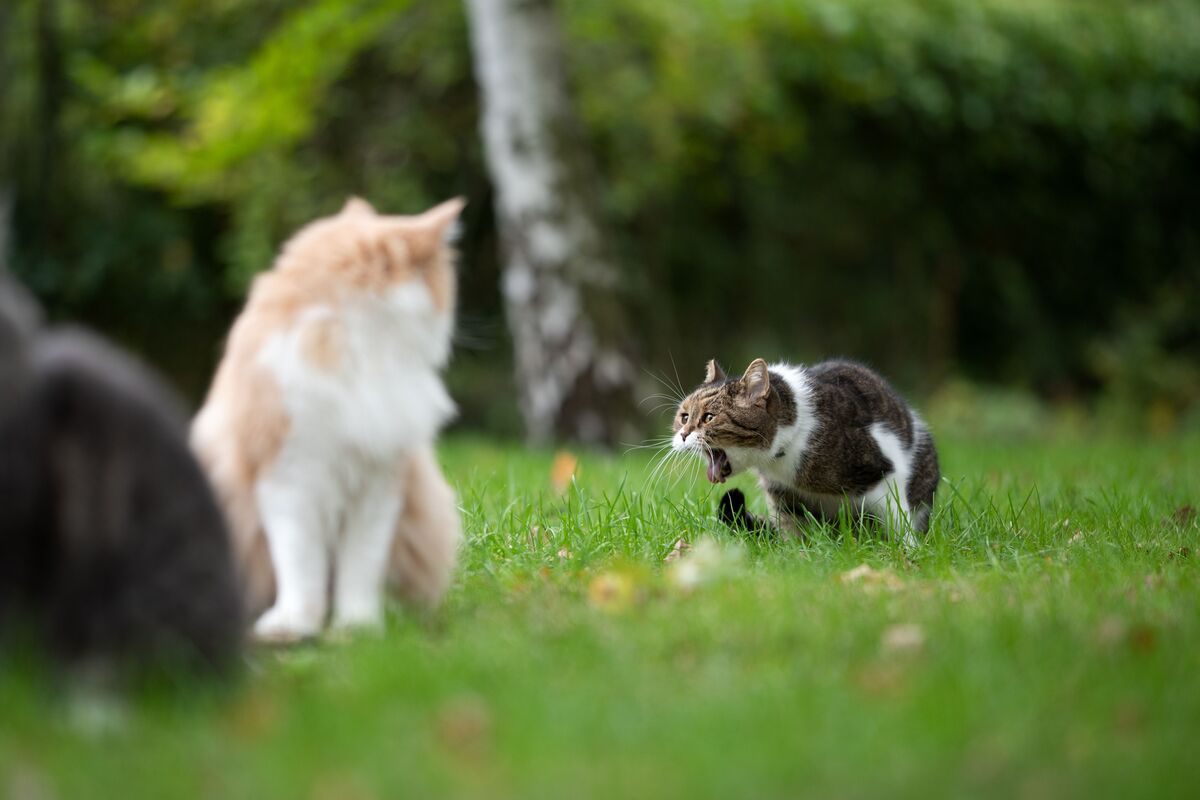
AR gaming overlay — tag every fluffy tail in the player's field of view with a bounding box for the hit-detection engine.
[190,420,275,621]
[388,447,461,609]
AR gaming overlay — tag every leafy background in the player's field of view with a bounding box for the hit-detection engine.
[3,0,1199,435]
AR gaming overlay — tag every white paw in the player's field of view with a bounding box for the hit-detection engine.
[252,606,323,645]
[330,604,384,635]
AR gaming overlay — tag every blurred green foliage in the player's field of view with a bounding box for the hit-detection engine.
[2,0,1198,429]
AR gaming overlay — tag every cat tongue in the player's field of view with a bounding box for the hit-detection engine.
[706,449,731,484]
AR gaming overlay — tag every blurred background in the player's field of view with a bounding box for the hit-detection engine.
[2,0,1198,445]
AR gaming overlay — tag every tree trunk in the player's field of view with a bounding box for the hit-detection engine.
[0,189,10,283]
[464,0,634,446]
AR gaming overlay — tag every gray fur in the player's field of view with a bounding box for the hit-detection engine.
[0,276,243,675]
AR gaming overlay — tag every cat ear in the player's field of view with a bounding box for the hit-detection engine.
[421,197,467,244]
[341,196,376,216]
[704,359,726,384]
[740,358,771,403]
[400,197,466,264]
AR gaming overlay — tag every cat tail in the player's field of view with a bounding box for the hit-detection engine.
[718,489,774,536]
[388,446,461,609]
[190,416,275,621]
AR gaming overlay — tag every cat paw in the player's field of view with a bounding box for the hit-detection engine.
[718,489,747,527]
[718,489,772,536]
[330,605,384,635]
[252,607,322,646]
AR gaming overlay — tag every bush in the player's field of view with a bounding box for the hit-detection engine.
[3,0,1198,428]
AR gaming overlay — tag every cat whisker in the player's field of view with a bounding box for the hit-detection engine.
[641,368,686,404]
[638,392,683,407]
[666,351,688,401]
[622,438,675,455]
[647,444,686,490]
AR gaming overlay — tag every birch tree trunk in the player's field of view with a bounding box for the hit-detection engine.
[0,190,10,274]
[465,0,634,446]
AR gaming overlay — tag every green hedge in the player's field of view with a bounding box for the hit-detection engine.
[4,0,1198,426]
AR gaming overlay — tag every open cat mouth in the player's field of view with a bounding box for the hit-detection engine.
[705,448,733,484]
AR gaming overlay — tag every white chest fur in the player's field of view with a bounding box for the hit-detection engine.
[249,282,457,640]
[258,285,455,464]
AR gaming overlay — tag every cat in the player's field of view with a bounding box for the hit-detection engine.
[0,272,242,674]
[672,358,940,545]
[191,196,465,643]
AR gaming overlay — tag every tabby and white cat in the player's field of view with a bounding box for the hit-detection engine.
[673,358,940,544]
[191,197,464,642]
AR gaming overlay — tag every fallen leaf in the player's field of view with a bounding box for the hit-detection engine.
[1113,700,1145,737]
[550,451,578,493]
[880,623,926,655]
[4,762,54,800]
[588,571,636,611]
[223,690,279,741]
[666,536,743,591]
[435,695,492,758]
[853,663,908,698]
[1127,624,1157,654]
[1095,615,1127,647]
[663,538,691,563]
[309,773,375,800]
[1170,505,1196,526]
[838,563,903,593]
[527,525,549,548]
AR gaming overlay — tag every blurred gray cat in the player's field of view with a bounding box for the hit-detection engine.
[0,271,243,674]
[672,358,940,545]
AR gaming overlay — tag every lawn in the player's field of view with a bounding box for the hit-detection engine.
[2,429,1198,799]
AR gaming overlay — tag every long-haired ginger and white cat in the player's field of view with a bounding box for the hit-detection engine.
[192,197,464,642]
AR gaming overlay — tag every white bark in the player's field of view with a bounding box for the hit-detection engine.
[0,189,10,275]
[465,0,633,445]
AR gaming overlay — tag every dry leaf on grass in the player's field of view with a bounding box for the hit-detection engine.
[308,773,376,800]
[666,536,743,591]
[4,762,53,800]
[838,563,904,593]
[435,695,493,759]
[1095,616,1157,654]
[223,689,280,741]
[880,623,926,655]
[663,538,691,563]
[587,571,637,612]
[528,525,550,548]
[853,663,909,699]
[550,451,578,493]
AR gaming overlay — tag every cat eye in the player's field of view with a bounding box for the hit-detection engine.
[703,413,715,423]
[679,412,689,423]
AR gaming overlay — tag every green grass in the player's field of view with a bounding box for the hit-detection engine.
[2,430,1198,799]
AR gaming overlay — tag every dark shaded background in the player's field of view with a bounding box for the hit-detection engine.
[3,0,1198,438]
